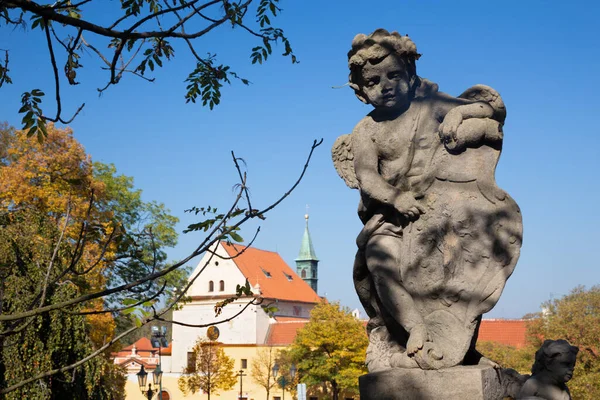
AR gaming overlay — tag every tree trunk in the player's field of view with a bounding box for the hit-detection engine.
[332,380,339,400]
[207,389,211,400]
[266,389,269,400]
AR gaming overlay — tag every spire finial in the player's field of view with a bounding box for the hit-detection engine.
[305,204,309,222]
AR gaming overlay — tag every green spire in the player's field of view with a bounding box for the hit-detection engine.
[295,213,319,293]
[295,214,318,262]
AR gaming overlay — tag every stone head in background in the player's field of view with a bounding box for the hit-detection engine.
[332,29,523,371]
[517,340,579,400]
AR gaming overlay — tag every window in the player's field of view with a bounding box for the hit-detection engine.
[274,397,282,400]
[219,280,225,291]
[283,272,293,281]
[309,397,318,400]
[208,281,214,292]
[301,269,306,278]
[187,352,197,372]
[293,306,302,316]
[261,267,272,278]
[241,358,247,369]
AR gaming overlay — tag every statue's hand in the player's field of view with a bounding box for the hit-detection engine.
[439,108,464,151]
[393,193,425,220]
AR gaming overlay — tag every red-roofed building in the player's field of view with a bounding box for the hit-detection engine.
[265,320,310,346]
[171,232,322,376]
[477,319,529,348]
[220,242,321,304]
[112,337,172,373]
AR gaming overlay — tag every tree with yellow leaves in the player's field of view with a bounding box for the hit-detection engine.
[288,301,368,400]
[178,339,237,400]
[0,122,181,398]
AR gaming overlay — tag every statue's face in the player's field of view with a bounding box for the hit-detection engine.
[548,353,576,383]
[361,54,412,110]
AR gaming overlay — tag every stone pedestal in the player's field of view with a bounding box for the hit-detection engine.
[359,365,511,400]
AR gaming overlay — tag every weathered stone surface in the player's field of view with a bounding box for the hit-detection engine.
[359,366,515,400]
[332,28,523,375]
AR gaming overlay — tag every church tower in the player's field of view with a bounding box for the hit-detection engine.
[295,214,319,294]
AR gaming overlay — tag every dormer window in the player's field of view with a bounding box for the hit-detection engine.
[208,281,214,292]
[261,267,272,278]
[219,280,225,291]
[283,272,293,281]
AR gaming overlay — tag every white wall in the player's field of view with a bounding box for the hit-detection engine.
[171,300,260,372]
[186,242,248,298]
[172,243,263,373]
[270,300,314,319]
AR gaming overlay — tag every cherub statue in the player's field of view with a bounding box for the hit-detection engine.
[332,29,523,371]
[517,340,579,400]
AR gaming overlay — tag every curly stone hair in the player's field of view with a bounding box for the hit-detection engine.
[348,29,421,103]
[531,339,579,375]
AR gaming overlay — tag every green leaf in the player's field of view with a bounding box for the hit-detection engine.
[229,231,243,243]
[122,298,138,306]
[27,125,37,137]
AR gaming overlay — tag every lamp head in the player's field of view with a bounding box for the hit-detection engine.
[137,365,148,390]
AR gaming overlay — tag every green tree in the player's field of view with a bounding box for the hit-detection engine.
[0,125,126,398]
[525,286,600,400]
[0,121,321,395]
[289,301,368,400]
[476,341,534,375]
[251,346,279,400]
[91,161,190,340]
[0,123,176,397]
[0,0,297,139]
[178,339,237,400]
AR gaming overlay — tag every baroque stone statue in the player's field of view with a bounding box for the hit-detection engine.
[332,29,523,373]
[517,340,579,400]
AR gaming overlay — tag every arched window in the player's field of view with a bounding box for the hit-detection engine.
[208,281,214,292]
[301,269,306,278]
[219,280,225,291]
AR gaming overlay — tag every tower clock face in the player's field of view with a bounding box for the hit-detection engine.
[207,325,220,341]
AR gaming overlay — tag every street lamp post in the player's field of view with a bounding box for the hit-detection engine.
[237,369,247,399]
[272,363,296,400]
[151,326,169,400]
[137,365,159,400]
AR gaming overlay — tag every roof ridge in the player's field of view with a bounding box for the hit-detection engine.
[221,241,280,255]
[273,320,309,324]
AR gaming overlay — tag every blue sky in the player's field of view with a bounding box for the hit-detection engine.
[1,0,599,318]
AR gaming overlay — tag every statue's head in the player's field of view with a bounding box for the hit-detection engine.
[532,339,578,383]
[348,29,421,110]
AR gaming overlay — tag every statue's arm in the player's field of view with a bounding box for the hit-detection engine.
[433,91,504,152]
[352,122,424,218]
[517,377,541,399]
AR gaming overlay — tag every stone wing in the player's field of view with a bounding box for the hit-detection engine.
[331,134,359,189]
[458,84,506,124]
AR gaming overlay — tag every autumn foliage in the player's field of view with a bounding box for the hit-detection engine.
[178,339,237,400]
[288,301,368,400]
[0,123,127,397]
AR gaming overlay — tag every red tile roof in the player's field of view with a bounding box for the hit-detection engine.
[264,318,529,347]
[222,242,321,304]
[265,321,309,345]
[115,337,172,357]
[477,319,528,348]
